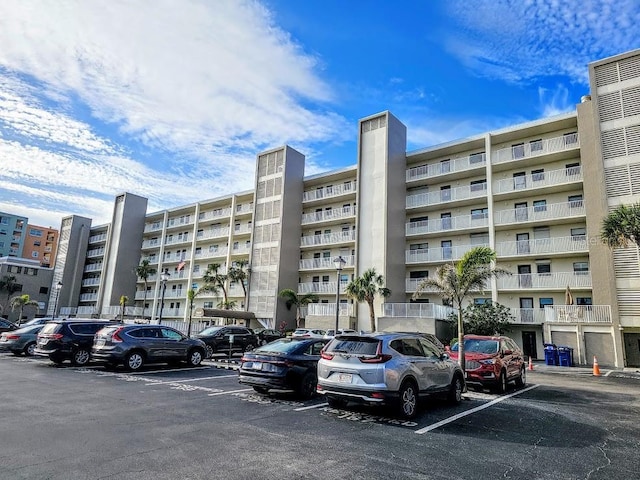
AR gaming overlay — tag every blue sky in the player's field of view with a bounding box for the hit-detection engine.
[1,0,639,229]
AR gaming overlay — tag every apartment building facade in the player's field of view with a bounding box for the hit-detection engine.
[0,257,54,323]
[22,224,59,267]
[0,212,28,258]
[52,49,640,368]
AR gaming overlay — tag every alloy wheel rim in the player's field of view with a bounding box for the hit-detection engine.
[27,344,36,355]
[129,354,143,369]
[191,351,202,365]
[76,350,89,364]
[403,387,416,415]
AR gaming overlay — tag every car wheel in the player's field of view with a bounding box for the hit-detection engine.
[125,351,144,371]
[24,342,37,356]
[187,348,204,367]
[515,366,526,388]
[448,375,464,405]
[298,372,317,400]
[205,345,214,358]
[253,386,269,394]
[49,354,65,365]
[493,370,507,394]
[326,396,347,409]
[71,349,90,366]
[398,380,419,419]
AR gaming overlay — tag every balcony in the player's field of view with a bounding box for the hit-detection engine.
[406,243,489,264]
[405,278,485,293]
[81,278,101,287]
[144,222,164,233]
[303,182,357,203]
[194,247,228,260]
[494,201,585,226]
[301,207,355,225]
[299,255,355,270]
[86,248,105,258]
[232,225,252,236]
[497,272,592,290]
[307,304,354,317]
[493,133,580,165]
[142,239,161,249]
[494,166,582,196]
[230,244,251,255]
[79,293,98,302]
[544,305,611,323]
[83,263,103,272]
[300,230,356,248]
[163,252,191,263]
[508,308,546,324]
[199,207,232,222]
[234,204,254,216]
[406,153,486,183]
[297,281,348,294]
[89,233,107,243]
[406,183,487,210]
[496,235,588,258]
[381,303,456,320]
[406,214,488,236]
[166,217,194,229]
[75,306,96,316]
[197,228,230,241]
[164,235,191,246]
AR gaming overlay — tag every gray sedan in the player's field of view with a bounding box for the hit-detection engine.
[0,324,44,356]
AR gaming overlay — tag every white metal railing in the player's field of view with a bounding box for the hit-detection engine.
[142,239,160,248]
[158,308,185,318]
[82,278,101,287]
[59,307,78,316]
[199,207,232,222]
[89,233,107,243]
[494,166,582,194]
[382,303,456,319]
[163,252,191,262]
[406,153,486,182]
[405,278,487,293]
[406,243,489,263]
[164,236,190,246]
[102,306,145,318]
[166,217,194,228]
[299,255,355,270]
[233,225,252,235]
[493,133,580,164]
[297,281,348,294]
[300,230,356,247]
[496,236,588,257]
[508,308,546,324]
[194,247,228,259]
[197,228,230,240]
[74,307,94,316]
[302,181,357,202]
[406,183,487,209]
[135,291,152,300]
[235,204,253,215]
[83,263,102,272]
[231,244,251,255]
[86,248,105,257]
[79,293,98,302]
[307,304,354,316]
[301,207,355,224]
[144,223,164,233]
[494,201,585,225]
[544,305,611,323]
[497,272,592,290]
[406,214,488,236]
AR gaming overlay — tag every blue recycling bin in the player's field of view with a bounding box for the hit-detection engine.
[544,344,559,366]
[557,346,574,367]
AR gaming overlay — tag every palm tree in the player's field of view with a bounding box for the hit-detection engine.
[345,268,391,333]
[278,289,319,328]
[10,294,39,325]
[601,203,640,257]
[135,259,157,318]
[0,275,19,315]
[203,263,229,308]
[119,295,129,322]
[412,246,509,372]
[228,260,250,311]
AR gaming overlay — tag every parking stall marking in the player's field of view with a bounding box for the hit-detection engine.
[207,388,252,396]
[144,374,238,385]
[294,402,329,411]
[414,384,540,434]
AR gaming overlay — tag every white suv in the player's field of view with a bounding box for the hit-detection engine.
[317,332,464,418]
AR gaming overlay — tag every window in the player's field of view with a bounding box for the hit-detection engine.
[569,195,583,208]
[573,262,589,274]
[8,266,22,274]
[532,169,545,181]
[537,263,551,275]
[31,251,39,258]
[471,208,488,220]
[474,298,489,305]
[539,298,553,308]
[410,243,428,251]
[470,233,489,245]
[564,132,578,145]
[440,213,452,230]
[441,240,452,260]
[409,271,428,279]
[33,240,41,246]
[513,172,526,190]
[512,143,525,159]
[576,297,592,306]
[566,163,581,176]
[440,159,451,173]
[440,186,451,201]
[326,185,333,195]
[470,179,487,192]
[410,216,428,223]
[530,139,543,152]
[39,286,49,294]
[571,228,586,240]
[533,200,547,212]
[469,152,485,164]
[29,228,43,237]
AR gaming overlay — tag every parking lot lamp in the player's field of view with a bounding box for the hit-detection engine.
[334,256,346,334]
[53,281,62,320]
[187,283,197,337]
[158,269,170,325]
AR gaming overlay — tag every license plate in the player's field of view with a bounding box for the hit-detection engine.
[252,362,263,370]
[38,339,47,346]
[338,373,352,383]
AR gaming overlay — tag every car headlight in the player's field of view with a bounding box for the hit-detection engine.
[479,358,497,365]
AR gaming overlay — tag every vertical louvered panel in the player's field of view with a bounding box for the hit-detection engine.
[626,125,640,155]
[619,55,640,81]
[631,164,640,195]
[595,62,619,87]
[617,290,640,316]
[604,166,631,197]
[613,247,640,278]
[598,91,623,122]
[601,128,627,159]
[622,85,640,117]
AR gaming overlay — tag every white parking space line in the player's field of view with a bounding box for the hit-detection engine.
[126,366,211,375]
[294,402,328,411]
[147,374,238,385]
[207,388,252,396]
[415,385,540,434]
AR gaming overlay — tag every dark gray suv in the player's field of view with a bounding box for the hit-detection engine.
[92,324,206,371]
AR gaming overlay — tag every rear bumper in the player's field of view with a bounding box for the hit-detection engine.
[90,350,126,363]
[238,372,291,391]
[316,383,397,405]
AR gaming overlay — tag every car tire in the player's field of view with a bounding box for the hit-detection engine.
[298,372,317,400]
[515,366,526,388]
[253,386,269,394]
[205,345,214,358]
[448,374,464,405]
[398,380,419,419]
[493,370,507,394]
[71,349,90,366]
[125,351,145,371]
[23,342,37,356]
[326,396,347,409]
[187,348,204,367]
[49,354,65,365]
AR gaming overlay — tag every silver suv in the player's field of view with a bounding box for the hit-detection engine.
[317,333,464,419]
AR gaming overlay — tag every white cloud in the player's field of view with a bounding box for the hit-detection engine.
[538,85,574,117]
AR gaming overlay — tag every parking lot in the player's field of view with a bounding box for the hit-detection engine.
[2,353,639,480]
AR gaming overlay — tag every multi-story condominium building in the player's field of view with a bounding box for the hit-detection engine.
[51,49,640,368]
[22,224,59,267]
[0,212,28,258]
[0,257,54,323]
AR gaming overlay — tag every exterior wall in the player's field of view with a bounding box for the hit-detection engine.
[0,257,53,323]
[0,212,28,257]
[23,224,59,267]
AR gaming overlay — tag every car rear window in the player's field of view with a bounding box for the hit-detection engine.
[40,323,62,334]
[69,323,108,335]
[199,327,224,336]
[454,339,499,354]
[325,337,380,355]
[254,338,303,354]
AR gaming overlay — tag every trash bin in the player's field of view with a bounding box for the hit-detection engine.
[544,344,558,366]
[557,346,574,367]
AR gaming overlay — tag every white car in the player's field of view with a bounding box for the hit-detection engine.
[323,329,357,339]
[291,328,326,339]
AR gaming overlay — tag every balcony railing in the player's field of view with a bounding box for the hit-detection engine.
[406,214,488,236]
[79,293,98,302]
[166,217,194,229]
[494,201,585,225]
[297,281,348,294]
[508,308,546,324]
[197,228,230,240]
[307,304,354,316]
[233,225,252,235]
[493,133,580,164]
[199,207,232,222]
[83,263,103,272]
[494,166,582,195]
[89,233,107,243]
[544,305,611,323]
[144,223,164,233]
[496,235,588,257]
[406,183,487,209]
[301,207,355,225]
[405,278,486,293]
[235,204,254,215]
[194,247,228,259]
[302,181,357,202]
[300,230,356,247]
[497,272,592,290]
[81,278,101,287]
[86,248,105,258]
[406,243,489,264]
[142,239,161,248]
[381,303,456,319]
[163,252,191,263]
[231,244,251,255]
[299,255,355,270]
[165,236,191,246]
[406,153,486,182]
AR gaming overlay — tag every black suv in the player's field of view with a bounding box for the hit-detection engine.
[35,319,116,366]
[92,324,207,371]
[194,326,258,357]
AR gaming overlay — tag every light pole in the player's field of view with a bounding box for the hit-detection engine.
[187,282,197,337]
[53,281,62,320]
[158,268,170,325]
[244,265,251,312]
[334,256,346,334]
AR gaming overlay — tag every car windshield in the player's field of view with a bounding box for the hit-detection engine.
[325,337,380,355]
[452,339,499,354]
[198,327,224,336]
[254,338,302,354]
[293,329,308,335]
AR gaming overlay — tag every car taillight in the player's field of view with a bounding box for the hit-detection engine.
[110,327,124,343]
[5,334,20,340]
[41,333,63,340]
[321,352,334,360]
[359,354,392,364]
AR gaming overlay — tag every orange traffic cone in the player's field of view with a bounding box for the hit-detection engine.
[592,356,601,376]
[528,356,534,371]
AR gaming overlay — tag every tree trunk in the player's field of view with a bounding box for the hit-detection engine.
[368,300,376,332]
[142,280,148,319]
[457,308,465,373]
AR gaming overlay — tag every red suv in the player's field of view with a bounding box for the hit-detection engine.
[449,335,525,393]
